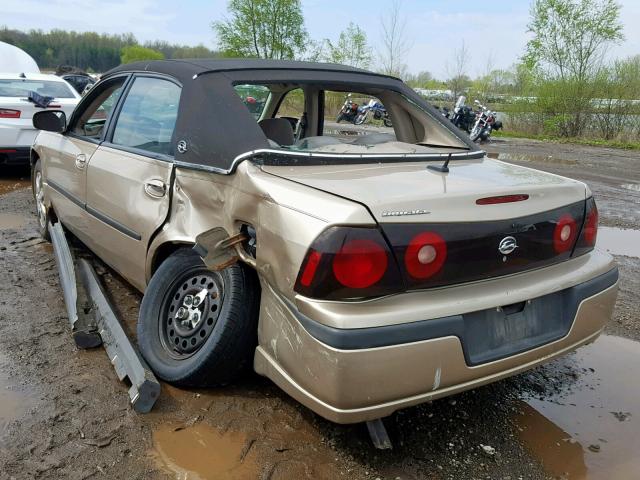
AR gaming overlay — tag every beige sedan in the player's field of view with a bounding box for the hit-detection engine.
[30,59,618,423]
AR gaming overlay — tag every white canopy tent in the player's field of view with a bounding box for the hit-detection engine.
[0,41,40,74]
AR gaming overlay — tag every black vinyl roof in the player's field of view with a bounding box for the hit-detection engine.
[102,59,477,173]
[107,58,400,83]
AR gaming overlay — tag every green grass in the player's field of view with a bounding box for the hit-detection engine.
[493,130,640,151]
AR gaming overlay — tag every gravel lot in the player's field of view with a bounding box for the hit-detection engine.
[0,137,638,479]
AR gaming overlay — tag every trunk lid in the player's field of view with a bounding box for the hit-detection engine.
[261,157,587,223]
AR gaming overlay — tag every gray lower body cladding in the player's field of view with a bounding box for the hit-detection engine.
[291,267,619,365]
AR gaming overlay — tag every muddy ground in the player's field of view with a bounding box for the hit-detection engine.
[0,138,638,480]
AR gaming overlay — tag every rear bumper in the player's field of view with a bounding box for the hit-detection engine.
[254,250,618,423]
[0,147,31,165]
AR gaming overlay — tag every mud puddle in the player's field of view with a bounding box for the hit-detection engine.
[487,151,578,165]
[620,183,640,192]
[0,356,31,440]
[515,335,640,479]
[0,213,28,230]
[0,177,29,196]
[597,227,640,258]
[153,423,258,480]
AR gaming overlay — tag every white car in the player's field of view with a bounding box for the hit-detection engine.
[0,73,80,165]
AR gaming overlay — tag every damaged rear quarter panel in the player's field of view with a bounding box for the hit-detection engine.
[146,161,374,299]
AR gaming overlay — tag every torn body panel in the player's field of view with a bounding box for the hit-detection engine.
[146,161,373,297]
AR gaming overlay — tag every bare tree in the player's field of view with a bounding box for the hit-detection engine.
[475,52,495,100]
[378,0,412,78]
[446,41,471,98]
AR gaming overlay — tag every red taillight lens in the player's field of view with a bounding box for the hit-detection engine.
[299,250,322,287]
[404,232,447,279]
[294,227,403,300]
[0,109,21,119]
[583,203,598,246]
[573,197,598,257]
[553,214,578,253]
[333,239,388,288]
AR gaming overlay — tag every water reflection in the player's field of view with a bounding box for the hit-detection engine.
[515,336,640,479]
[597,227,640,258]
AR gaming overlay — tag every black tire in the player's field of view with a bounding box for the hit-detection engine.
[137,249,260,387]
[383,117,393,128]
[354,113,366,125]
[336,113,344,123]
[31,159,50,241]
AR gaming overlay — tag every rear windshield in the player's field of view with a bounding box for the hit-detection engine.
[233,82,471,157]
[0,79,76,98]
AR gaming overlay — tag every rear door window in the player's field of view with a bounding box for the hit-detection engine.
[234,84,270,119]
[111,77,181,156]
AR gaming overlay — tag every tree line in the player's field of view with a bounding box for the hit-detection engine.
[0,27,220,72]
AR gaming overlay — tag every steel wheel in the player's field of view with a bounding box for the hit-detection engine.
[34,170,47,230]
[159,269,224,360]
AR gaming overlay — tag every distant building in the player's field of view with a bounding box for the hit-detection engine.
[0,41,40,73]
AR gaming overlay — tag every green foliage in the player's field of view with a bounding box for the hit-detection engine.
[405,71,441,89]
[322,23,372,69]
[213,0,307,59]
[523,0,625,137]
[493,129,640,151]
[120,45,164,64]
[143,41,220,60]
[525,0,624,81]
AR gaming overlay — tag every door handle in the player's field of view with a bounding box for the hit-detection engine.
[144,179,166,198]
[75,153,87,170]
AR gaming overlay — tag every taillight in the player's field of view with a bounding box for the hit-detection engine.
[553,214,578,253]
[583,202,598,246]
[332,239,388,288]
[294,227,404,300]
[573,198,598,256]
[0,109,21,119]
[299,250,322,287]
[404,232,447,279]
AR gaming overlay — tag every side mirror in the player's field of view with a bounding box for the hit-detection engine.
[33,110,67,133]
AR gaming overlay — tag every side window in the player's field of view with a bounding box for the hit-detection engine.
[111,77,181,156]
[234,84,270,119]
[71,77,126,140]
[275,88,304,120]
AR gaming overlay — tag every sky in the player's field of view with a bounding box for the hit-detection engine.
[2,0,639,78]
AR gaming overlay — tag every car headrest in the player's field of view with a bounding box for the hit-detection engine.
[258,118,295,146]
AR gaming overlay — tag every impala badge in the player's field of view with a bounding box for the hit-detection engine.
[381,209,430,217]
[498,236,518,255]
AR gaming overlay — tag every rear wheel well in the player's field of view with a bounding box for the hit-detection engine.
[151,242,194,276]
[30,149,39,167]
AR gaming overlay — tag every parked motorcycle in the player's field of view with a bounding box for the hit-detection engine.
[354,99,393,127]
[450,96,476,134]
[469,100,502,142]
[336,94,361,123]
